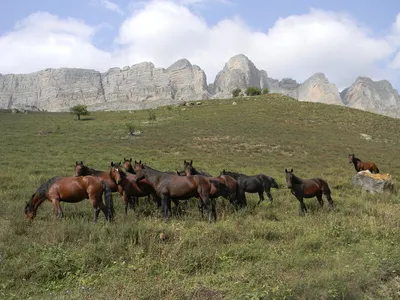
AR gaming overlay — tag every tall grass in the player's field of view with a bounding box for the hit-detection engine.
[1,94,400,299]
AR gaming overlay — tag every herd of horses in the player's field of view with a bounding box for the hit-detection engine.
[24,154,380,223]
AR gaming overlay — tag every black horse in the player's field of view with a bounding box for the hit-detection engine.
[221,170,279,205]
[285,168,335,215]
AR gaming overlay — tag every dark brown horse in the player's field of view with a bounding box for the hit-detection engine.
[222,170,279,206]
[285,168,334,215]
[348,154,379,173]
[122,158,135,174]
[24,176,114,222]
[109,162,161,216]
[183,160,239,206]
[183,160,211,177]
[134,161,228,222]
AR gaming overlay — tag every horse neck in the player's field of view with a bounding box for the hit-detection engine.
[352,157,361,169]
[142,167,164,184]
[126,165,135,174]
[290,174,303,185]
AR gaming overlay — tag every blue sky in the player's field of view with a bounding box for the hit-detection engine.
[1,0,400,90]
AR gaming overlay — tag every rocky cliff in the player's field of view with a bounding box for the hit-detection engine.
[341,77,400,118]
[0,54,399,118]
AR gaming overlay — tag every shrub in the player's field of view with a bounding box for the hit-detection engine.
[232,88,241,98]
[262,88,270,94]
[148,111,156,122]
[126,122,136,136]
[245,87,262,96]
[70,104,90,120]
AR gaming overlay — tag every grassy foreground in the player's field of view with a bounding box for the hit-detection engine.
[1,94,400,300]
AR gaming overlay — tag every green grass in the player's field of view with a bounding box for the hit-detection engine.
[1,94,400,299]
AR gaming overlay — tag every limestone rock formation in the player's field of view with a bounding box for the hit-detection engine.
[0,68,104,112]
[297,73,343,105]
[341,77,400,118]
[212,54,269,98]
[351,170,394,193]
[267,77,299,98]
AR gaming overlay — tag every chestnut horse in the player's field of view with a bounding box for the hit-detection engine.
[75,161,119,192]
[285,168,334,215]
[109,162,161,216]
[183,160,241,207]
[122,158,135,174]
[183,160,211,177]
[24,176,114,222]
[348,154,379,173]
[134,161,228,222]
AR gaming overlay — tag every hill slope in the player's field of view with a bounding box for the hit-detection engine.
[1,94,400,299]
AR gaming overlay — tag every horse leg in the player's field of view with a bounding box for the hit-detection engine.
[161,195,171,220]
[257,191,265,205]
[296,197,307,216]
[51,198,63,219]
[90,195,107,223]
[266,190,273,202]
[325,193,335,210]
[316,193,324,208]
[197,198,204,219]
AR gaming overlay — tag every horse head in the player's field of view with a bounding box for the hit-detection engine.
[133,160,145,182]
[183,159,194,175]
[74,161,86,176]
[270,177,279,189]
[109,161,124,185]
[284,168,294,189]
[348,153,355,164]
[122,157,135,173]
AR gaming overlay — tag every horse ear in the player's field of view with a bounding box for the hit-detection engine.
[129,158,132,162]
[139,160,141,164]
[290,168,293,173]
[285,168,287,173]
[190,160,193,165]
[76,161,78,166]
[111,161,114,166]
[184,160,187,164]
[80,161,83,165]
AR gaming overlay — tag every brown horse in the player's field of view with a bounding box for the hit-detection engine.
[75,161,119,193]
[109,162,161,216]
[24,176,114,222]
[183,160,239,206]
[285,168,334,215]
[134,161,228,222]
[348,154,379,173]
[122,158,135,174]
[183,160,211,177]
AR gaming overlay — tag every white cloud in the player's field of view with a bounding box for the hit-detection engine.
[93,0,124,15]
[0,1,399,90]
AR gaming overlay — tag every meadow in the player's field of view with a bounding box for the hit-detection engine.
[1,94,400,299]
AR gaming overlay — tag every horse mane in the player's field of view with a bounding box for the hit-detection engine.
[222,170,244,179]
[289,173,303,185]
[36,176,62,200]
[352,156,361,163]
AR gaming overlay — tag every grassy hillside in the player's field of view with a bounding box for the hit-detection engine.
[1,94,400,299]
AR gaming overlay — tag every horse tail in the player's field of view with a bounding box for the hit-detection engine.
[102,181,114,221]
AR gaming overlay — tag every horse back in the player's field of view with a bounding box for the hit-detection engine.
[50,176,100,201]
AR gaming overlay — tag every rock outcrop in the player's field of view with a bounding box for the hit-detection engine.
[0,60,210,112]
[0,54,399,118]
[341,77,400,118]
[212,54,269,98]
[352,170,394,193]
[296,73,343,105]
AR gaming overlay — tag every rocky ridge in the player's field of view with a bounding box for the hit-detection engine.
[0,54,399,118]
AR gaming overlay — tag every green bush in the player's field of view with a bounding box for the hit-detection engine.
[262,88,270,94]
[232,88,241,98]
[245,86,262,96]
[70,104,90,120]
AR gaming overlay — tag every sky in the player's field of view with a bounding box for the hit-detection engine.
[1,0,400,91]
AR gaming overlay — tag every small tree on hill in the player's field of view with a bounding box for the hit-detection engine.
[262,88,270,95]
[232,88,241,98]
[70,104,90,120]
[245,86,262,96]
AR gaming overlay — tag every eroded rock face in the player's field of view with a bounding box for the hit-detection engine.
[0,68,104,112]
[212,54,269,98]
[0,60,210,112]
[0,54,399,118]
[341,77,400,118]
[297,73,343,105]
